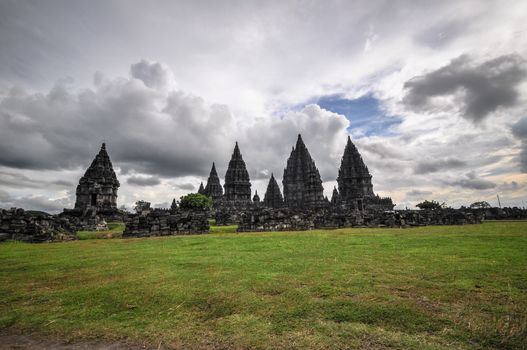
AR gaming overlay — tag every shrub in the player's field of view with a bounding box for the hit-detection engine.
[416,200,446,210]
[179,193,212,210]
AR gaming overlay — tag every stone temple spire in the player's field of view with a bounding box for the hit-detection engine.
[282,134,325,208]
[252,190,260,203]
[224,142,252,202]
[198,182,205,195]
[204,162,223,200]
[75,143,120,210]
[170,198,178,211]
[331,186,341,205]
[264,173,284,208]
[337,136,374,205]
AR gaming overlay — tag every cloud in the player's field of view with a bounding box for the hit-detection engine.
[127,175,161,186]
[446,171,496,190]
[403,54,527,123]
[0,64,235,178]
[175,183,195,191]
[512,117,527,172]
[0,192,72,213]
[498,181,523,192]
[239,104,350,182]
[1,1,527,209]
[0,171,73,188]
[414,158,467,174]
[406,189,433,197]
[130,60,174,90]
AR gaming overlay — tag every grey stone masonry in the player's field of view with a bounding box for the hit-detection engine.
[237,207,485,232]
[75,143,120,211]
[337,136,394,211]
[223,142,252,203]
[204,162,223,200]
[282,134,325,208]
[123,209,209,237]
[198,182,205,195]
[263,173,284,208]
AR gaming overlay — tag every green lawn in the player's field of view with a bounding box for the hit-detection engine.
[76,222,125,240]
[1,222,526,349]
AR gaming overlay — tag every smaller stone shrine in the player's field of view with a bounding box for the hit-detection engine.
[74,143,120,212]
[336,136,394,211]
[263,173,284,208]
[204,162,223,201]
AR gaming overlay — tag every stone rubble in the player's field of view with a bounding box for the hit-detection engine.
[123,209,209,238]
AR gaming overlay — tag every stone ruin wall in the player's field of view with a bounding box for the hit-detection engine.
[123,209,210,238]
[237,207,487,232]
[0,208,79,243]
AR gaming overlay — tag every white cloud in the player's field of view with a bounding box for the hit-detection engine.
[1,1,527,211]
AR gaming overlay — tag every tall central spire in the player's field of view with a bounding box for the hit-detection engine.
[282,134,324,208]
[337,136,374,204]
[223,141,251,203]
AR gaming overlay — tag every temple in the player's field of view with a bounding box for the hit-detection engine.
[198,182,205,195]
[204,163,223,200]
[263,173,284,208]
[223,142,252,204]
[282,135,325,208]
[336,136,394,211]
[74,143,120,211]
[252,191,260,203]
[330,186,340,205]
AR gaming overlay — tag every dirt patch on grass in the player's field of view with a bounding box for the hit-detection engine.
[0,333,156,350]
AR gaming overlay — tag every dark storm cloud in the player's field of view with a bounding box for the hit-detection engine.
[414,158,467,174]
[446,171,496,190]
[0,62,352,193]
[512,117,527,172]
[127,175,161,186]
[404,54,527,122]
[0,65,235,178]
[0,191,72,213]
[0,171,73,188]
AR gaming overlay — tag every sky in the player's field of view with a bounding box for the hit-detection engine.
[1,0,527,212]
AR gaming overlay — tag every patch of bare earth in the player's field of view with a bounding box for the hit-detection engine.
[0,333,158,350]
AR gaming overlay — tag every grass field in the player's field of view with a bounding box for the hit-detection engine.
[76,222,126,240]
[0,222,526,349]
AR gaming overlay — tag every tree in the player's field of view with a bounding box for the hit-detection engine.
[416,200,445,210]
[469,201,491,209]
[179,193,212,210]
[134,200,151,213]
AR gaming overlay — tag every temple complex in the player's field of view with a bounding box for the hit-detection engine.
[263,174,284,208]
[282,135,325,208]
[204,163,223,200]
[74,143,119,211]
[223,142,252,204]
[336,136,394,211]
